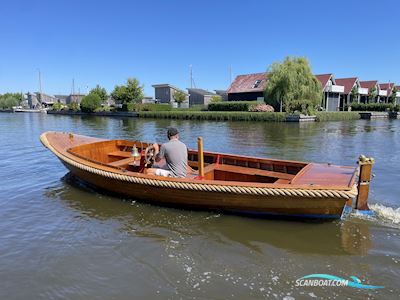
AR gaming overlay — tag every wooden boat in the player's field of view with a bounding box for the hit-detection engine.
[40,131,374,219]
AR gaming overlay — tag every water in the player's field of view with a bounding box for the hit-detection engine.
[0,113,399,299]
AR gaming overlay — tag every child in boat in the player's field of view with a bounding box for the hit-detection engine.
[146,127,188,178]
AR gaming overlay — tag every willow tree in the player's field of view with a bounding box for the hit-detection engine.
[264,57,321,114]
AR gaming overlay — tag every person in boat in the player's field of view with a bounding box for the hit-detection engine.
[146,127,188,178]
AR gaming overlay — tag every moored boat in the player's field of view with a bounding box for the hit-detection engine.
[40,131,374,219]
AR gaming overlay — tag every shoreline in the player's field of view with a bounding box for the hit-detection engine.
[4,109,398,122]
[47,110,139,117]
[46,110,361,122]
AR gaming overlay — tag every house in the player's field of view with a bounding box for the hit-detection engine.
[227,72,267,101]
[26,92,40,109]
[54,95,68,104]
[315,74,344,111]
[228,72,345,111]
[152,84,189,107]
[26,92,58,108]
[66,94,85,105]
[187,88,215,106]
[359,81,379,103]
[335,77,363,109]
[377,83,395,103]
[214,90,228,101]
[395,86,400,105]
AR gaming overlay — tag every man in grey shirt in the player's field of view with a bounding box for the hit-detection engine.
[147,127,188,178]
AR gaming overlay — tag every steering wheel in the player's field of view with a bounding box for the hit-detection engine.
[144,145,156,167]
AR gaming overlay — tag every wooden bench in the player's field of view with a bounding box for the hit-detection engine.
[108,157,138,167]
[213,164,295,181]
[274,179,291,184]
[108,151,132,158]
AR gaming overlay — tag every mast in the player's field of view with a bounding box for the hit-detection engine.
[189,65,193,88]
[37,69,42,103]
[38,70,42,95]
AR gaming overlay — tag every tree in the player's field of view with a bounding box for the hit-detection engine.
[111,78,144,107]
[173,90,187,107]
[389,87,398,104]
[368,86,377,103]
[80,93,102,113]
[351,86,359,103]
[0,93,22,109]
[264,57,321,114]
[68,102,80,112]
[210,95,222,103]
[89,85,108,103]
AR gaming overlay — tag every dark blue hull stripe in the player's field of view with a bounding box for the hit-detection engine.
[227,210,341,219]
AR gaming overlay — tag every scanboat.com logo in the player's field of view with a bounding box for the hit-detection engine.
[295,274,384,289]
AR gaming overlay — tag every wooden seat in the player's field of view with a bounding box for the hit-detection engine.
[108,151,132,158]
[214,164,295,180]
[108,157,137,167]
[274,179,291,184]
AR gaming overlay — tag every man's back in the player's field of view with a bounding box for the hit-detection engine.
[158,139,187,178]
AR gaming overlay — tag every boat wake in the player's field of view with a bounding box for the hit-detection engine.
[369,203,400,225]
[351,203,400,228]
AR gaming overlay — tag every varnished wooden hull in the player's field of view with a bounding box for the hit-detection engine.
[41,132,357,219]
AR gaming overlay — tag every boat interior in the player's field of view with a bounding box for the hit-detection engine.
[67,139,353,186]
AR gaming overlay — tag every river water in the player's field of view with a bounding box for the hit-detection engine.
[0,113,399,299]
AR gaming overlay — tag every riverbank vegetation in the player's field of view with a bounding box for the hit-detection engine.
[138,111,287,121]
[111,78,144,111]
[346,103,400,112]
[136,111,360,122]
[80,93,102,113]
[315,112,360,121]
[0,93,22,109]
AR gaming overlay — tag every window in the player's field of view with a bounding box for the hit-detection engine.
[253,80,262,88]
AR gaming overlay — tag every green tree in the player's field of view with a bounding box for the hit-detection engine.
[68,102,80,111]
[111,78,144,108]
[173,90,187,107]
[389,87,398,104]
[52,102,64,111]
[210,95,222,103]
[89,85,108,103]
[264,57,321,114]
[351,86,359,103]
[0,93,22,109]
[368,86,377,103]
[80,94,102,113]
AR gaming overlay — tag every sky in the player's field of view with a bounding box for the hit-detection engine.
[0,0,399,96]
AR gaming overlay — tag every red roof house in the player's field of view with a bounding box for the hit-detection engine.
[378,83,396,100]
[359,80,378,92]
[335,78,359,94]
[227,72,268,101]
[315,74,333,89]
[227,72,268,94]
[379,83,395,90]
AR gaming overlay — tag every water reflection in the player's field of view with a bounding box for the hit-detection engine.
[48,174,372,256]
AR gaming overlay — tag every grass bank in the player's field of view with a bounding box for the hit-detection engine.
[139,111,361,122]
[138,111,287,121]
[48,109,362,122]
[315,112,360,121]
